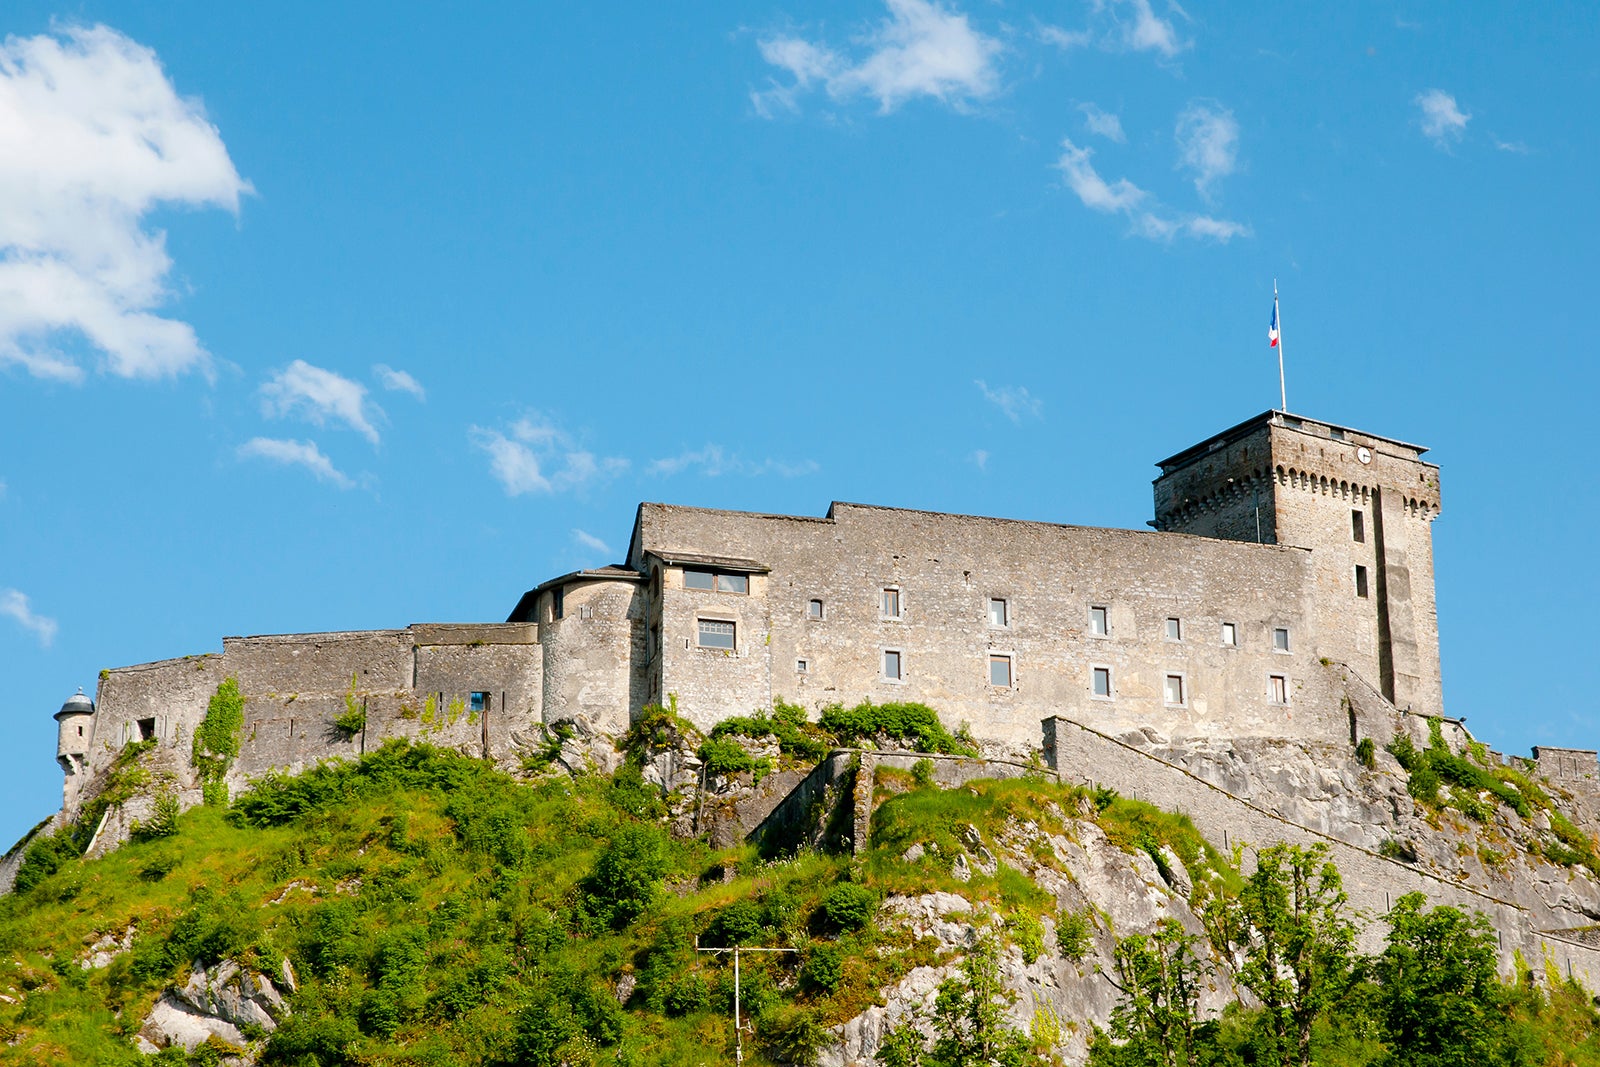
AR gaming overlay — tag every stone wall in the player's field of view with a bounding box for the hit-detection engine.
[1042,712,1600,985]
[634,502,1348,746]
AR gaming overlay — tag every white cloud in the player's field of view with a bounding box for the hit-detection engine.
[1112,0,1189,58]
[1175,101,1239,196]
[1056,137,1250,243]
[237,437,353,488]
[972,449,990,470]
[1057,139,1148,213]
[1416,89,1469,148]
[1493,138,1528,154]
[1038,24,1092,50]
[649,445,819,478]
[1,588,58,647]
[975,380,1042,422]
[1079,102,1126,143]
[572,529,614,557]
[753,0,1002,116]
[261,360,382,445]
[0,25,249,382]
[470,417,627,497]
[373,364,425,400]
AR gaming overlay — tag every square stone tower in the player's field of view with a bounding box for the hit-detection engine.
[1151,411,1443,715]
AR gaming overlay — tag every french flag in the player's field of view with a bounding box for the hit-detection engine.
[1268,295,1280,348]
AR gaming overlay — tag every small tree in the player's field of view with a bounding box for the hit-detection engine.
[1099,918,1210,1067]
[929,933,1034,1066]
[1218,843,1357,1067]
[1374,893,1513,1067]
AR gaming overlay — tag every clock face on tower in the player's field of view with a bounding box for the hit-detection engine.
[1356,446,1372,465]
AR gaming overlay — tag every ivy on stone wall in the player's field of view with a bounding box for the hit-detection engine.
[193,677,245,806]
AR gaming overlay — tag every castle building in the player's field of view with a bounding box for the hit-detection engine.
[49,411,1445,810]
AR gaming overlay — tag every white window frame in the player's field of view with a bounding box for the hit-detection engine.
[881,647,905,682]
[796,658,809,673]
[1221,621,1238,647]
[1165,617,1183,642]
[1272,627,1291,653]
[987,597,1010,629]
[1091,665,1114,700]
[1269,673,1290,705]
[988,652,1015,688]
[880,587,903,620]
[1163,673,1186,707]
[1089,605,1111,637]
[807,598,825,620]
[696,618,737,651]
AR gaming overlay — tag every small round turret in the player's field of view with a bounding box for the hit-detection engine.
[55,688,95,774]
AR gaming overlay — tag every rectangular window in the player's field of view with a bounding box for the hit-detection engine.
[1165,617,1182,641]
[1355,565,1370,599]
[137,717,156,741]
[1092,667,1112,698]
[989,654,1013,687]
[685,568,749,594]
[1164,674,1185,706]
[881,588,902,618]
[697,619,736,650]
[1090,605,1109,636]
[1221,622,1238,646]
[988,597,1009,628]
[1330,428,1346,442]
[1270,674,1289,704]
[1273,627,1291,652]
[796,659,809,673]
[882,649,903,680]
[552,587,565,621]
[1351,509,1365,543]
[469,691,489,712]
[807,598,824,619]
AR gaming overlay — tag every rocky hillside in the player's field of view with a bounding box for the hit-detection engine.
[2,699,1599,1066]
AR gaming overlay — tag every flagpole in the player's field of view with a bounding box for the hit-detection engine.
[1274,280,1287,412]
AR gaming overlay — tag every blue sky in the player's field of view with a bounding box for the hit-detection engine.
[2,1,1596,847]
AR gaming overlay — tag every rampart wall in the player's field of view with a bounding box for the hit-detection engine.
[1042,713,1600,985]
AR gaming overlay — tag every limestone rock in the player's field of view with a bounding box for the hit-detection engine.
[136,959,291,1060]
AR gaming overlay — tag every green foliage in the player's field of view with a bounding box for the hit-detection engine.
[818,701,977,756]
[578,824,669,930]
[911,758,935,788]
[1212,843,1357,1067]
[819,882,877,932]
[711,700,831,762]
[193,677,245,806]
[1100,918,1211,1067]
[698,736,756,777]
[1355,737,1376,770]
[800,944,845,994]
[622,695,701,756]
[1056,909,1092,963]
[131,789,181,842]
[1005,911,1045,965]
[928,933,1034,1066]
[330,672,367,739]
[1373,893,1516,1067]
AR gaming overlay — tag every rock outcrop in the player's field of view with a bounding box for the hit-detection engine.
[135,958,295,1060]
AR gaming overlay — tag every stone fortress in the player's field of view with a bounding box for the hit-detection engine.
[30,409,1600,984]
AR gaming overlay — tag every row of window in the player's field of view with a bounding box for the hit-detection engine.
[687,572,1323,644]
[697,613,1295,654]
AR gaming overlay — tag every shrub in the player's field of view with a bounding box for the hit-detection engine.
[1355,737,1376,769]
[800,944,845,993]
[1007,911,1045,965]
[193,678,245,806]
[132,790,181,842]
[661,972,710,1015]
[1057,909,1092,962]
[818,701,976,756]
[911,758,935,788]
[820,882,877,932]
[698,736,755,777]
[703,900,764,947]
[580,824,668,929]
